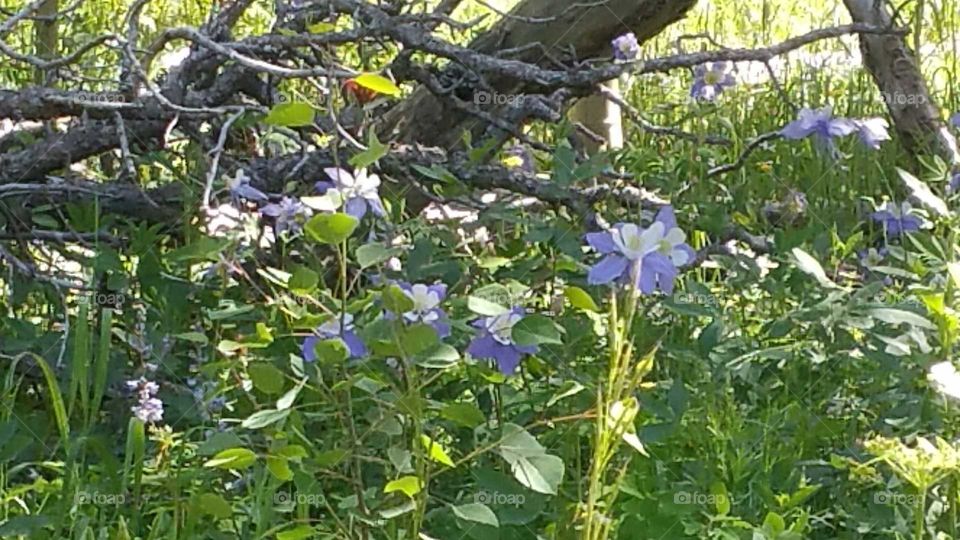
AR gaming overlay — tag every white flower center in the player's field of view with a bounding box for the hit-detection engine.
[403,285,441,323]
[486,311,523,345]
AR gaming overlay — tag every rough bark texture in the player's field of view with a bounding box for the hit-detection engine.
[379,0,698,149]
[843,0,959,164]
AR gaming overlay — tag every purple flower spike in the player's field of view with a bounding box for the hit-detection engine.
[126,377,163,424]
[385,282,451,338]
[853,118,891,150]
[781,107,857,158]
[690,62,735,101]
[611,33,639,62]
[317,167,385,219]
[302,313,367,361]
[871,201,923,236]
[261,197,312,236]
[585,205,695,295]
[467,308,538,375]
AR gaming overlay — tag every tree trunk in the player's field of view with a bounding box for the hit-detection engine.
[843,0,959,165]
[379,0,697,150]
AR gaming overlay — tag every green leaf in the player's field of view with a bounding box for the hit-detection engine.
[383,476,422,498]
[266,455,294,481]
[353,73,401,97]
[898,168,949,217]
[288,266,319,292]
[356,242,400,268]
[420,434,455,467]
[709,482,730,516]
[440,403,486,428]
[452,502,499,528]
[382,284,415,313]
[248,363,285,394]
[791,247,835,288]
[310,337,349,365]
[866,308,936,330]
[416,343,461,369]
[564,286,599,312]
[263,102,315,127]
[305,212,359,244]
[241,408,290,430]
[552,141,577,186]
[198,493,232,519]
[174,332,209,345]
[401,324,439,356]
[467,295,508,316]
[277,378,306,410]
[512,314,563,346]
[276,525,317,540]
[204,447,257,469]
[498,424,564,495]
[349,131,388,169]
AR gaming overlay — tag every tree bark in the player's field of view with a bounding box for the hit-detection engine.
[843,0,959,165]
[379,0,697,150]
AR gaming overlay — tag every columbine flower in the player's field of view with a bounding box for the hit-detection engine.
[260,197,312,236]
[929,361,960,401]
[301,313,367,361]
[316,168,385,219]
[611,33,639,62]
[852,118,891,150]
[226,169,268,203]
[950,113,960,129]
[585,206,695,295]
[386,282,450,338]
[690,62,735,101]
[126,377,163,423]
[781,107,857,158]
[859,247,887,268]
[467,308,538,375]
[871,201,923,236]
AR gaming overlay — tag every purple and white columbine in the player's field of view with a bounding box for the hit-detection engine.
[126,377,163,424]
[781,107,857,158]
[387,282,451,338]
[690,62,735,101]
[611,33,639,62]
[227,169,268,203]
[852,118,891,150]
[316,168,385,219]
[260,197,312,236]
[467,308,538,375]
[302,313,367,361]
[871,201,923,236]
[585,206,695,295]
